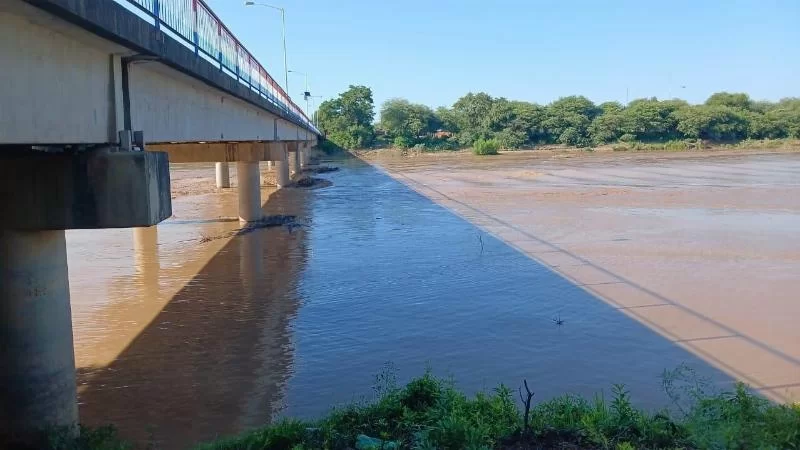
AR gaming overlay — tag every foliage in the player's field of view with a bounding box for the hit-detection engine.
[673,105,750,141]
[315,85,799,152]
[379,98,438,147]
[472,138,500,155]
[190,369,800,450]
[371,91,800,151]
[621,97,683,141]
[44,369,800,450]
[317,85,376,149]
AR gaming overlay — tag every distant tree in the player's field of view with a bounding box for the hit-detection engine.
[451,92,495,145]
[511,101,549,144]
[379,98,437,146]
[317,85,376,149]
[705,92,753,111]
[765,98,800,138]
[622,98,683,141]
[542,96,598,146]
[589,111,625,145]
[598,101,624,115]
[434,106,459,134]
[673,105,749,141]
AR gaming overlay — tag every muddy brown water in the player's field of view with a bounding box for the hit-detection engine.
[68,154,800,449]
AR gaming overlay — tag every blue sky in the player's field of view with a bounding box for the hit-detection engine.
[207,0,799,114]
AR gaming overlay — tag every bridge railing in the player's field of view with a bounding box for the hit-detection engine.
[119,0,319,136]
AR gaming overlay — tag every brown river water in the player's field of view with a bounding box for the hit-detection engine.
[68,152,800,448]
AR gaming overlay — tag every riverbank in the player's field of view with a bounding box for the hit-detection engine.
[44,371,800,449]
[353,139,800,161]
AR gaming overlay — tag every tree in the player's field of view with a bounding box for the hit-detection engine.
[598,101,624,115]
[451,92,495,145]
[379,99,437,146]
[542,96,598,146]
[589,111,625,145]
[673,105,749,141]
[317,85,376,149]
[705,92,753,111]
[621,98,683,141]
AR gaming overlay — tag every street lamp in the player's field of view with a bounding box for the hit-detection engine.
[243,1,289,97]
[288,69,311,116]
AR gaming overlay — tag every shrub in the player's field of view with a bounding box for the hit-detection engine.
[392,136,414,149]
[472,138,500,155]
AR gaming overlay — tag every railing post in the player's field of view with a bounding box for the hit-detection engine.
[235,45,240,82]
[193,0,199,56]
[217,23,223,71]
[153,0,160,30]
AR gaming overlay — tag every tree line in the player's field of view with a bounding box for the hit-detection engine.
[317,86,800,150]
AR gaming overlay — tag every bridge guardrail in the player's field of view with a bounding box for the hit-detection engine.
[119,0,319,136]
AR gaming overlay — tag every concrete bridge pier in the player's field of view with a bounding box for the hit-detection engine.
[301,144,311,169]
[215,162,230,188]
[289,142,301,175]
[275,144,291,188]
[237,161,262,222]
[0,229,78,442]
[0,148,172,445]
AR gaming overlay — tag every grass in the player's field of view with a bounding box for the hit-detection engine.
[30,367,800,450]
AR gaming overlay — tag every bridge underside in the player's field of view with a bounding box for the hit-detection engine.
[0,3,316,146]
[0,0,320,444]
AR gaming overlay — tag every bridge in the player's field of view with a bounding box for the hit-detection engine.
[0,0,321,443]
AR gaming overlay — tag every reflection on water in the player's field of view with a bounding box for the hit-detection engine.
[68,156,798,449]
[70,183,310,449]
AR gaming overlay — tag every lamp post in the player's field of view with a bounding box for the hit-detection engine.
[243,1,288,96]
[288,70,311,116]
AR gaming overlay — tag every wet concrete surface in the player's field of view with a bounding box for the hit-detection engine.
[67,153,799,448]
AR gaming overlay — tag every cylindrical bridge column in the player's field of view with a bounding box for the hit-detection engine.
[275,144,290,188]
[301,145,311,168]
[0,229,78,443]
[237,161,262,222]
[215,162,230,188]
[292,148,301,175]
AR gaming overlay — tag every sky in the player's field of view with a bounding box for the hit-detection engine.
[206,0,799,115]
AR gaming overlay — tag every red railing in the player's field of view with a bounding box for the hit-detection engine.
[120,0,318,134]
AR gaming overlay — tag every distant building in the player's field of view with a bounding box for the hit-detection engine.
[433,129,453,139]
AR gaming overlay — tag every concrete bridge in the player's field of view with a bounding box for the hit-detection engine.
[0,0,321,443]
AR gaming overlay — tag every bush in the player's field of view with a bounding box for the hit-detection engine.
[472,138,500,155]
[392,136,414,149]
[317,139,346,155]
[47,369,800,450]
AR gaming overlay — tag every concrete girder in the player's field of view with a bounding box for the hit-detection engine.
[147,141,311,164]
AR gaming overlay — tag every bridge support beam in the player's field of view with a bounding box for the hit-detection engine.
[237,161,261,222]
[0,229,78,444]
[0,148,172,445]
[215,162,230,188]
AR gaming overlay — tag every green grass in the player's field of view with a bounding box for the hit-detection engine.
[33,367,800,450]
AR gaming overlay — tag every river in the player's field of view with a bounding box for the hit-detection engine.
[68,151,800,449]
